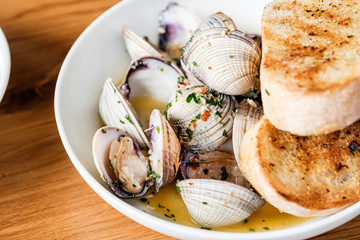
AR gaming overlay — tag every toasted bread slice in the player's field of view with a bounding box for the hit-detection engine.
[261,0,360,135]
[239,116,360,216]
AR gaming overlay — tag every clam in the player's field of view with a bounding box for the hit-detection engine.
[92,126,150,198]
[93,108,181,197]
[177,179,265,227]
[120,56,184,101]
[166,84,237,153]
[99,77,149,148]
[233,99,263,167]
[181,150,249,187]
[122,26,164,61]
[148,109,181,190]
[100,57,184,148]
[159,2,201,60]
[192,11,236,36]
[181,27,261,95]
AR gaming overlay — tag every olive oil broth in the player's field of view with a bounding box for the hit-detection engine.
[130,95,312,232]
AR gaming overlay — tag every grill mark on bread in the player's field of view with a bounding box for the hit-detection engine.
[262,0,360,90]
[260,118,360,209]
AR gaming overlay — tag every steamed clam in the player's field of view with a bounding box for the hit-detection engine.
[233,99,263,167]
[177,179,265,227]
[166,84,237,153]
[159,2,201,60]
[92,126,150,198]
[181,27,261,95]
[181,150,249,187]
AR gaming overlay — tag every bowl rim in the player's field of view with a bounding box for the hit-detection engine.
[54,0,360,239]
[0,27,11,102]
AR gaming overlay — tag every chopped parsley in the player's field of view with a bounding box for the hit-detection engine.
[263,227,270,231]
[164,102,172,119]
[185,128,194,141]
[119,119,125,124]
[176,185,181,193]
[265,89,270,96]
[109,160,114,170]
[125,114,134,125]
[192,61,198,66]
[186,93,200,104]
[101,129,107,133]
[143,36,149,42]
[165,60,171,65]
[222,129,228,137]
[195,114,201,119]
[215,111,222,118]
[200,227,212,230]
[202,202,208,205]
[156,125,160,134]
[132,184,137,188]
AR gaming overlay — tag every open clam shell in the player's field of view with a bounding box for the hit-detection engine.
[99,77,149,148]
[166,84,237,153]
[148,109,181,191]
[159,2,201,60]
[182,28,261,95]
[92,126,150,198]
[233,99,263,168]
[192,11,236,36]
[177,179,265,227]
[181,150,249,187]
[122,26,164,61]
[120,56,184,101]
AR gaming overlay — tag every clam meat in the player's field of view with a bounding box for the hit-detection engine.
[92,126,150,198]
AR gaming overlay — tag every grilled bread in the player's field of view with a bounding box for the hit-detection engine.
[239,116,360,216]
[261,0,360,136]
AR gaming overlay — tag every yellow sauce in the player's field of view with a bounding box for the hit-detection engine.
[130,95,312,232]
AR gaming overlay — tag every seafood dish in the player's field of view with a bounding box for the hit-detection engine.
[91,0,360,232]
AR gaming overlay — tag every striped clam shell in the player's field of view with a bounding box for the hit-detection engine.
[177,179,265,227]
[233,99,263,168]
[182,28,261,95]
[166,84,237,153]
[192,11,236,36]
[148,109,181,191]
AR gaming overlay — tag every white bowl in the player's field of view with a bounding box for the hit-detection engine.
[54,0,360,239]
[0,28,11,102]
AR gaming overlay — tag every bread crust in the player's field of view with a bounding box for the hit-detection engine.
[239,117,360,217]
[261,0,360,135]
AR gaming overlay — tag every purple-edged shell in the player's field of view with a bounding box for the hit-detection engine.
[92,126,150,198]
[159,2,200,60]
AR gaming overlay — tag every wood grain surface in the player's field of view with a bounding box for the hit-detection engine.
[0,0,359,239]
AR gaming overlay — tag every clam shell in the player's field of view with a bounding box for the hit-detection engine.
[92,126,150,198]
[122,26,164,61]
[166,84,237,153]
[148,109,181,191]
[182,28,261,95]
[192,11,236,36]
[180,150,249,187]
[177,179,265,227]
[233,99,263,168]
[159,2,201,59]
[120,57,184,101]
[99,77,149,148]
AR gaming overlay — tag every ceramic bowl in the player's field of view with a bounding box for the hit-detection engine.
[54,0,360,239]
[0,28,11,102]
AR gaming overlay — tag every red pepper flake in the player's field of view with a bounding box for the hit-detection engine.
[192,121,197,128]
[201,111,210,121]
[208,66,212,70]
[188,182,194,186]
[200,88,207,94]
[179,81,187,85]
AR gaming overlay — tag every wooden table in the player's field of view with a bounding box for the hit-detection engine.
[0,0,359,239]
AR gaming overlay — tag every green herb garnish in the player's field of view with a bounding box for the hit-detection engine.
[125,115,134,125]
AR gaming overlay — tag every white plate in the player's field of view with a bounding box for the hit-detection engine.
[0,28,11,102]
[54,0,360,239]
